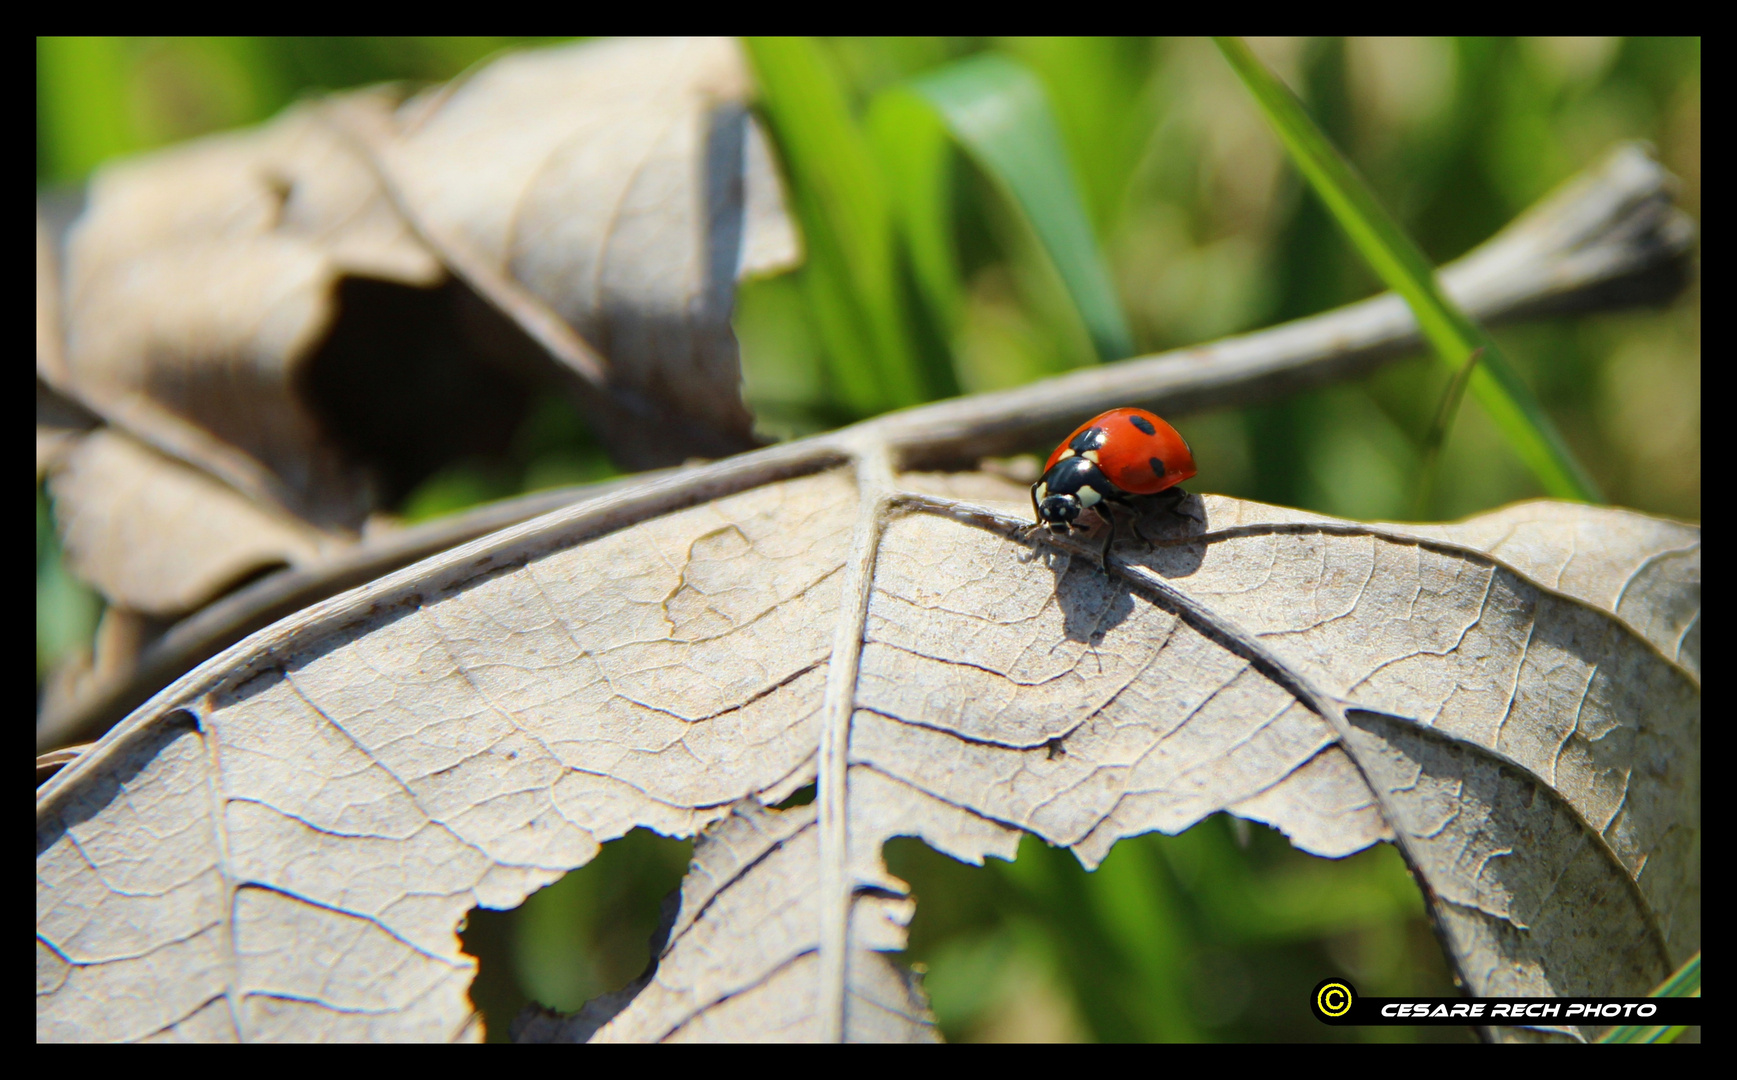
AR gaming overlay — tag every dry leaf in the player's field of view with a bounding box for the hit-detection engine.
[1379,501,1700,680]
[35,66,1698,1042]
[60,89,440,528]
[368,36,797,467]
[36,458,1699,1042]
[45,35,795,550]
[38,37,802,743]
[50,430,335,617]
[36,379,97,481]
[36,140,1692,756]
[519,799,938,1043]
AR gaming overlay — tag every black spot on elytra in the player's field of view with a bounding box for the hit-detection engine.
[1150,456,1166,478]
[1128,413,1156,435]
[1069,426,1109,454]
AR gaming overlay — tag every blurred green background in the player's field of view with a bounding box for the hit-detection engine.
[37,37,1699,1042]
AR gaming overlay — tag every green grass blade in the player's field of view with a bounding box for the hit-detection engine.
[912,53,1136,362]
[1650,950,1701,999]
[867,87,965,344]
[37,37,137,180]
[1214,37,1602,503]
[1597,951,1700,1044]
[742,37,929,414]
[995,37,1157,235]
[1599,1024,1687,1045]
[865,86,966,400]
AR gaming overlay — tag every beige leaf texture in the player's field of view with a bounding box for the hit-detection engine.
[1378,501,1700,681]
[59,88,439,528]
[36,378,97,482]
[42,35,796,616]
[50,429,336,617]
[38,37,802,747]
[361,35,796,466]
[518,799,937,1043]
[36,141,1691,756]
[36,455,1699,1042]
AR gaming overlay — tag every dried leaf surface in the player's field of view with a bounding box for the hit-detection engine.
[37,460,1699,1042]
[43,36,799,632]
[36,380,97,481]
[1380,501,1701,680]
[376,36,797,465]
[50,430,338,617]
[588,800,935,1043]
[37,138,1691,760]
[60,89,438,528]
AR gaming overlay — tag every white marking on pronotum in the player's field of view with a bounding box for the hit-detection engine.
[1034,482,1048,502]
[1083,450,1100,464]
[1077,485,1102,508]
[1056,448,1075,460]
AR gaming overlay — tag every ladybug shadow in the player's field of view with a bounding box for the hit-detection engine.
[1043,491,1209,645]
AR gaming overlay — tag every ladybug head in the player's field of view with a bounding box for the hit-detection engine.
[1033,454,1107,533]
[1038,492,1081,530]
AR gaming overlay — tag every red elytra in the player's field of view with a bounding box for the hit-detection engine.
[1042,407,1197,496]
[1031,408,1197,543]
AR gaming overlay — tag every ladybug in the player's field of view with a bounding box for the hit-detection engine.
[1031,407,1197,558]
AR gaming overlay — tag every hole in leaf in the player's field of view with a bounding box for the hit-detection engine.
[460,828,692,1042]
[772,782,817,809]
[884,815,1469,1043]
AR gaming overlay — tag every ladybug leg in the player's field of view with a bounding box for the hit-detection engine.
[1098,504,1119,570]
[1132,487,1198,544]
[1127,506,1156,548]
[1171,487,1207,527]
